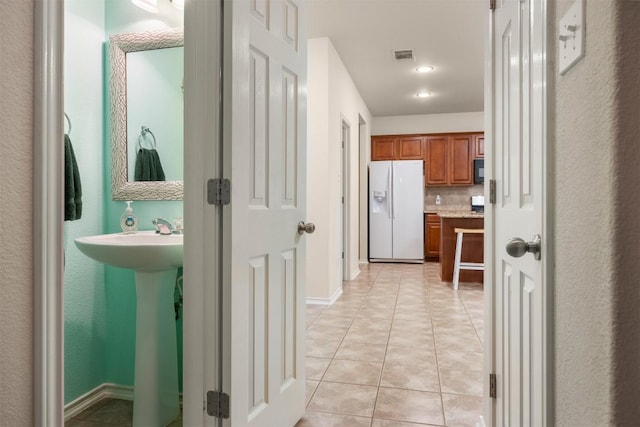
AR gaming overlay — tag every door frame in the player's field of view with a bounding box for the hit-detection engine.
[34,0,65,425]
[484,0,554,425]
[341,117,351,280]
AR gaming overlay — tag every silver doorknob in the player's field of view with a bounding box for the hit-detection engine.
[297,221,316,235]
[505,234,541,260]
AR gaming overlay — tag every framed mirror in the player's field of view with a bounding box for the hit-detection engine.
[109,28,184,200]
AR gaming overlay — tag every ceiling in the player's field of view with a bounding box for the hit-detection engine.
[306,0,486,117]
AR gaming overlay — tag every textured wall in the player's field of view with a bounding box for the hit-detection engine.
[0,0,34,425]
[553,0,639,424]
[610,1,640,424]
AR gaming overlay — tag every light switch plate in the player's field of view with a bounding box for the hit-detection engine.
[559,0,585,75]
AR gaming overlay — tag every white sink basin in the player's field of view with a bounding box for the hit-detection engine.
[75,231,183,272]
[75,230,183,425]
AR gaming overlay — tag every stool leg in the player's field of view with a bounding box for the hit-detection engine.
[453,231,463,290]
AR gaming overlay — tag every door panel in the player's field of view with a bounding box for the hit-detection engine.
[425,136,448,185]
[490,0,548,425]
[449,135,473,184]
[223,0,307,426]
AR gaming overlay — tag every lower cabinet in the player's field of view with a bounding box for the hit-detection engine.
[424,213,441,260]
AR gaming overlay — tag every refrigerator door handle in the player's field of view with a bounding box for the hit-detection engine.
[387,164,393,219]
[391,162,397,219]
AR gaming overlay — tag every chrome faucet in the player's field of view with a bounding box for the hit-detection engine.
[152,218,173,235]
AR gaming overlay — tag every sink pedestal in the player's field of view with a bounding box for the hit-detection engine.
[132,270,180,427]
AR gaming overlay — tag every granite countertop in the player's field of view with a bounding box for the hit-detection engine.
[423,208,484,218]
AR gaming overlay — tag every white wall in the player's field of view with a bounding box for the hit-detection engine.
[372,111,484,135]
[307,37,372,301]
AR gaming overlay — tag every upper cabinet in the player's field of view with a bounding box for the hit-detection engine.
[372,132,483,186]
[371,135,424,161]
[425,134,473,186]
[473,134,484,158]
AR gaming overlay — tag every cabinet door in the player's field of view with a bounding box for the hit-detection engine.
[473,134,485,158]
[449,135,473,185]
[371,136,396,160]
[397,136,424,160]
[425,136,448,185]
[426,214,441,259]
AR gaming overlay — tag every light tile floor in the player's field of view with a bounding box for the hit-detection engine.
[297,262,484,427]
[65,262,483,427]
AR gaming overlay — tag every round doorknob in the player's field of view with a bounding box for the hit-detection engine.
[297,221,315,235]
[505,234,541,260]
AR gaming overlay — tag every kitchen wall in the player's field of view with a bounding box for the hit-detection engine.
[307,37,372,302]
[63,0,108,404]
[372,112,483,135]
[424,185,484,212]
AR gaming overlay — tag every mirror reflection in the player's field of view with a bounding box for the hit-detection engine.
[126,46,184,182]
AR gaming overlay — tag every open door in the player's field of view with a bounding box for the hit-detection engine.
[486,0,551,425]
[222,1,308,426]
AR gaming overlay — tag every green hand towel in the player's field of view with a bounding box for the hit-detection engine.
[64,134,82,221]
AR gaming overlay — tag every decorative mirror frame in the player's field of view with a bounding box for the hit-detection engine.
[109,28,184,200]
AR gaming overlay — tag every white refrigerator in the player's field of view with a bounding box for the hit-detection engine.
[369,160,424,262]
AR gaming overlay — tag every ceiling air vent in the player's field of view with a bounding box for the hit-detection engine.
[393,49,415,61]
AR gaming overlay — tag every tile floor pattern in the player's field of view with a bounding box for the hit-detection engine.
[297,262,484,427]
[65,263,483,427]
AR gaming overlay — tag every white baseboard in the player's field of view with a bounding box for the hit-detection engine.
[358,259,368,265]
[64,383,134,420]
[349,268,361,281]
[306,286,343,305]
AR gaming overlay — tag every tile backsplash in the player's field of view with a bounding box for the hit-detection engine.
[424,185,485,211]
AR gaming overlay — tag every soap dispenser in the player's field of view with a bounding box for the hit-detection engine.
[120,201,138,234]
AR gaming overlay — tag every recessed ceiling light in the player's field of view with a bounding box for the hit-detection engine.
[416,91,432,98]
[416,65,434,73]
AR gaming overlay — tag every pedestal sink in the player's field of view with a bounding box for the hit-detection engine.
[75,231,183,427]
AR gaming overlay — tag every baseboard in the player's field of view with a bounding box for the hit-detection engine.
[358,259,368,265]
[474,415,487,427]
[349,268,361,281]
[64,383,134,420]
[306,286,343,305]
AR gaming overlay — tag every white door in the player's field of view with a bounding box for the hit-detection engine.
[223,1,307,426]
[487,0,550,426]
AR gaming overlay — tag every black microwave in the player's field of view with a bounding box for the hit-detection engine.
[474,159,484,184]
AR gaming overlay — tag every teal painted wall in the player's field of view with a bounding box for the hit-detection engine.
[63,0,108,404]
[103,0,184,391]
[64,0,184,404]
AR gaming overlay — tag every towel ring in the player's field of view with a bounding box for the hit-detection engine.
[137,126,157,150]
[64,112,72,135]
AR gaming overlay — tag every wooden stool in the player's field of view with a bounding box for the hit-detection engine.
[453,228,484,290]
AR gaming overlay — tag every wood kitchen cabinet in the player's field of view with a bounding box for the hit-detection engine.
[473,134,485,158]
[425,134,473,186]
[424,213,441,260]
[371,135,424,161]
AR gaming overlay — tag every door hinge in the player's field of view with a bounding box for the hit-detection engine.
[342,196,345,204]
[342,251,344,259]
[207,178,231,206]
[489,179,496,204]
[206,390,230,418]
[489,373,497,398]
[490,0,496,10]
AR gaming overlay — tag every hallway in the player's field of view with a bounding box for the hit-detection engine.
[298,262,484,426]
